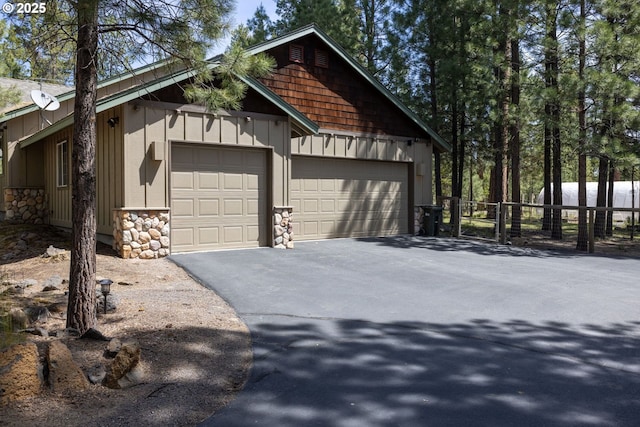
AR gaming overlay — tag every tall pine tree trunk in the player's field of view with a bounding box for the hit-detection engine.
[501,37,511,209]
[428,56,442,202]
[543,124,552,231]
[451,98,459,198]
[606,165,615,236]
[576,0,588,251]
[545,2,562,240]
[66,0,99,335]
[595,156,608,238]
[510,38,521,238]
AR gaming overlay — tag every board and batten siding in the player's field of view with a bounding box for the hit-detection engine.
[43,106,124,235]
[122,102,290,209]
[291,133,433,205]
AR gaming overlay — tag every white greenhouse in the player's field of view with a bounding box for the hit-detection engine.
[537,181,640,223]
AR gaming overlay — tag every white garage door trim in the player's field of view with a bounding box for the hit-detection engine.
[291,156,410,240]
[170,143,268,252]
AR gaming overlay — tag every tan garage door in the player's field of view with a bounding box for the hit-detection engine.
[171,144,267,252]
[292,157,409,240]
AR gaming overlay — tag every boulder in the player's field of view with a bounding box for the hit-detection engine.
[97,293,119,313]
[9,308,29,330]
[47,341,89,394]
[42,275,63,291]
[0,343,43,404]
[42,246,67,260]
[103,342,142,389]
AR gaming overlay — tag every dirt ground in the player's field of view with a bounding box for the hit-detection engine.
[0,224,251,426]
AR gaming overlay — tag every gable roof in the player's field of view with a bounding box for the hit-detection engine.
[11,25,447,152]
[17,58,319,148]
[0,77,71,114]
[246,24,451,152]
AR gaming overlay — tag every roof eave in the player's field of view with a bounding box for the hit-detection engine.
[241,76,319,136]
[246,24,451,153]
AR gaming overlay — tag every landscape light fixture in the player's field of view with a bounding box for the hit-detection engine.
[107,117,119,128]
[100,279,113,314]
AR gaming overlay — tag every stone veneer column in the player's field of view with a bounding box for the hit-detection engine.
[273,206,294,249]
[113,209,170,259]
[3,188,48,224]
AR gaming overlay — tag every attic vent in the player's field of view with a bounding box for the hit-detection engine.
[315,49,329,68]
[289,44,304,63]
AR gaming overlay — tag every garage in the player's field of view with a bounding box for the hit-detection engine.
[170,144,268,252]
[291,156,409,240]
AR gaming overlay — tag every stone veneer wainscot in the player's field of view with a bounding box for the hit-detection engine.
[113,209,170,259]
[273,206,294,249]
[3,188,48,224]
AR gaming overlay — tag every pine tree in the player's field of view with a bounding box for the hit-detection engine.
[53,0,274,335]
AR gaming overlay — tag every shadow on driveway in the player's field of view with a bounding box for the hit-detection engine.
[357,235,640,260]
[205,317,640,427]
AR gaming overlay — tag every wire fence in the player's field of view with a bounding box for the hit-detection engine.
[437,197,640,256]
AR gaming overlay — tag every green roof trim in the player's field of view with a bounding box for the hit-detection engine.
[19,59,319,148]
[246,24,451,152]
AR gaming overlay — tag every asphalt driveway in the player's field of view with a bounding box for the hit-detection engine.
[171,236,640,426]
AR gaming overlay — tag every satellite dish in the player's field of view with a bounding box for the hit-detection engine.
[30,90,60,112]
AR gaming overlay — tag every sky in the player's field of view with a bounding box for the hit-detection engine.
[232,0,278,27]
[214,0,279,53]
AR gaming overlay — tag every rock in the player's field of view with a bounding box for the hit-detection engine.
[118,281,135,286]
[55,328,81,339]
[46,301,66,314]
[97,294,119,313]
[117,364,145,389]
[139,231,151,244]
[47,341,89,393]
[149,228,161,240]
[15,279,37,291]
[160,236,170,248]
[275,236,283,245]
[275,225,285,236]
[286,241,295,249]
[274,213,283,224]
[275,243,286,249]
[139,250,155,259]
[23,327,49,337]
[103,342,141,389]
[81,328,110,341]
[106,338,122,357]
[282,210,290,218]
[42,246,67,259]
[88,368,106,385]
[158,248,170,257]
[15,240,28,251]
[122,230,132,244]
[24,306,51,323]
[42,275,63,291]
[149,240,161,251]
[0,343,43,404]
[10,308,29,331]
[21,232,38,241]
